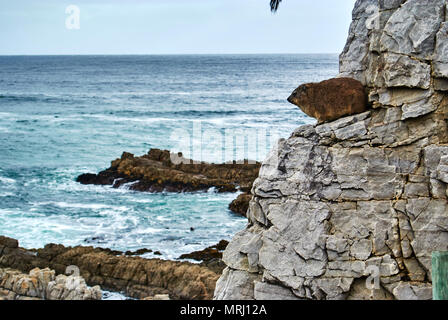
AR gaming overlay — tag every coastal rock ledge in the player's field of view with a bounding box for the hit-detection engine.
[214,0,448,300]
[0,236,220,300]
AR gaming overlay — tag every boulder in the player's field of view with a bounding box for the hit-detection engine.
[287,77,368,123]
[215,0,448,301]
[0,236,18,249]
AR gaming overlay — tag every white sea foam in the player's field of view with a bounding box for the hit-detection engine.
[155,216,171,222]
[207,187,218,194]
[51,180,131,194]
[131,198,153,204]
[102,290,130,300]
[0,112,15,118]
[133,227,167,234]
[85,114,176,124]
[33,201,128,212]
[119,180,140,190]
[0,192,14,197]
[0,176,16,184]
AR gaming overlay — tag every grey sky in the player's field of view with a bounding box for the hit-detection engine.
[0,0,357,55]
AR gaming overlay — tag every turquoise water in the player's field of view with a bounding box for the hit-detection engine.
[0,54,338,259]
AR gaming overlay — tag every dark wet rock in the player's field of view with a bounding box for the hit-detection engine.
[179,240,229,262]
[83,236,106,244]
[0,236,18,249]
[229,193,252,217]
[77,169,120,186]
[124,248,153,256]
[288,77,368,123]
[199,259,227,275]
[179,240,229,274]
[179,240,230,275]
[76,149,261,194]
[214,240,229,251]
[0,236,220,300]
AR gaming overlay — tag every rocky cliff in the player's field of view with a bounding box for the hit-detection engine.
[214,0,448,300]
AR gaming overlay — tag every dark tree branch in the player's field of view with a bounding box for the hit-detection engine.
[270,0,282,12]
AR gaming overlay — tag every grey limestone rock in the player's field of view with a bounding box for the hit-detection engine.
[215,0,448,300]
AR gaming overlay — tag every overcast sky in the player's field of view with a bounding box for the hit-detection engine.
[0,0,357,55]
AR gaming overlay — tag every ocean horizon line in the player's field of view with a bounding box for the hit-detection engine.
[0,52,339,57]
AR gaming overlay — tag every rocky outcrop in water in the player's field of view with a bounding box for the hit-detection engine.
[214,0,448,300]
[0,267,102,300]
[287,77,368,123]
[0,236,220,300]
[77,149,260,194]
[77,148,259,216]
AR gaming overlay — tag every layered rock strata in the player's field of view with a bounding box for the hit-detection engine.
[0,236,220,300]
[215,0,448,300]
[77,148,260,216]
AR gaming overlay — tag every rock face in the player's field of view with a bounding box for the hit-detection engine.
[77,149,260,194]
[0,236,220,300]
[0,267,102,300]
[215,0,448,300]
[287,78,368,123]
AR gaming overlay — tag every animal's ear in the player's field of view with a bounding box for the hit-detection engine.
[297,85,307,95]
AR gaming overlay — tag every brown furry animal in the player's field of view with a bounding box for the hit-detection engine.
[287,77,368,123]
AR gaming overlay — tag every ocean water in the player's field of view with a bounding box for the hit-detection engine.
[0,54,338,259]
